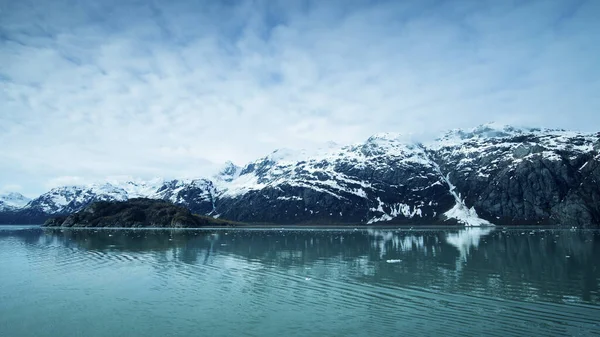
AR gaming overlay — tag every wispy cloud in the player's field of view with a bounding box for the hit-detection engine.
[1,0,599,196]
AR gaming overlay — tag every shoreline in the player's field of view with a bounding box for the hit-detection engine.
[2,224,594,231]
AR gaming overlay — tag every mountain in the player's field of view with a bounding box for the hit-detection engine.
[154,179,217,215]
[213,133,455,224]
[0,192,31,211]
[430,124,600,226]
[105,178,165,198]
[24,184,129,214]
[3,124,600,227]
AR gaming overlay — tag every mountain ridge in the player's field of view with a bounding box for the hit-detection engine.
[3,124,599,227]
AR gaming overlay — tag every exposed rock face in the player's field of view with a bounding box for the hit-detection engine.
[210,128,600,226]
[154,179,216,215]
[6,124,600,227]
[431,127,600,226]
[213,137,455,224]
[43,199,214,228]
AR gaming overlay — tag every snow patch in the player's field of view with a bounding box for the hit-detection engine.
[431,161,493,227]
[443,202,492,227]
[276,196,303,201]
[367,198,423,224]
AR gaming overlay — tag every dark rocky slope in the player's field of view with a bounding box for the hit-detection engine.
[212,141,456,225]
[431,128,600,226]
[43,198,237,228]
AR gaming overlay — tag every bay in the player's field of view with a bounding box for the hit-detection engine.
[1,226,599,336]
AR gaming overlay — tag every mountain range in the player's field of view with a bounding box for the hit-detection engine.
[2,124,599,227]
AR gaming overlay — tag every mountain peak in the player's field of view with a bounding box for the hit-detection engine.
[445,122,576,140]
[470,122,532,137]
[216,161,242,182]
[0,192,31,209]
[0,192,28,199]
[262,143,343,164]
[366,132,407,143]
[432,123,536,148]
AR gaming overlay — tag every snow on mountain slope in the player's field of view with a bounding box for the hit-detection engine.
[212,125,599,225]
[106,178,165,198]
[214,161,242,183]
[429,123,597,192]
[431,123,596,162]
[25,184,130,214]
[8,123,600,226]
[220,133,432,199]
[430,123,600,225]
[214,133,454,223]
[153,179,216,215]
[23,177,218,216]
[0,192,31,211]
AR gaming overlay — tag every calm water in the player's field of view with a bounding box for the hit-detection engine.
[1,226,599,336]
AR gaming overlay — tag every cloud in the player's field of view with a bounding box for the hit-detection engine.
[0,184,23,194]
[44,176,87,190]
[1,0,599,196]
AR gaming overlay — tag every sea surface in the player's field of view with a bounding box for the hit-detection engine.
[1,225,599,336]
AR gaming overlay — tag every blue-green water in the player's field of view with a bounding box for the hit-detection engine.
[1,226,599,336]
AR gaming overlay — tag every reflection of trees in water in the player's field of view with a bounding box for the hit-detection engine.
[32,227,600,304]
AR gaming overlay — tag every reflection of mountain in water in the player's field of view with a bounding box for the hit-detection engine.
[446,227,494,262]
[3,227,597,304]
[366,229,427,258]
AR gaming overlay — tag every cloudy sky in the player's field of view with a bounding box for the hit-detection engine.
[1,0,599,196]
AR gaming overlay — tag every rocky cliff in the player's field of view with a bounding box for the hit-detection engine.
[6,124,600,227]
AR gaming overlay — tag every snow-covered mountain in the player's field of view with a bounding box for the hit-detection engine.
[0,192,31,211]
[3,124,600,226]
[105,178,165,198]
[430,124,600,226]
[154,178,217,215]
[213,132,454,224]
[25,184,130,214]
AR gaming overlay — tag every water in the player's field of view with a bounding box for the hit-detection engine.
[1,226,599,337]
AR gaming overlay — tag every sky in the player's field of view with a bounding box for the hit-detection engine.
[1,0,599,197]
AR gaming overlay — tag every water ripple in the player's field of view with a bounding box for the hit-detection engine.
[1,227,599,337]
